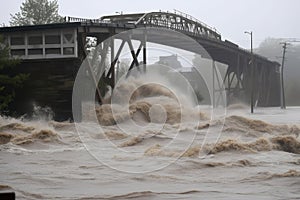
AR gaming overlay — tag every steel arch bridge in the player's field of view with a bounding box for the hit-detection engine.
[67,10,280,107]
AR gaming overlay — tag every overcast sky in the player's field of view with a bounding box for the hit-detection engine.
[0,0,299,49]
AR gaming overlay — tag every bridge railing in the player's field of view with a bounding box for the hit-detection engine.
[64,16,109,24]
[173,9,220,35]
[135,11,221,40]
[64,12,222,40]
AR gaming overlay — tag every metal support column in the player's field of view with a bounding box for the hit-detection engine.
[110,37,115,88]
[143,32,147,73]
[212,60,216,108]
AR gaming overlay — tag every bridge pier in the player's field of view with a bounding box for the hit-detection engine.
[212,60,227,107]
[101,31,148,93]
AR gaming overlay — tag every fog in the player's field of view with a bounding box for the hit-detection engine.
[256,38,300,105]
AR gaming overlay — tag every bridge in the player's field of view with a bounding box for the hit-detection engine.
[67,10,280,106]
[0,10,281,120]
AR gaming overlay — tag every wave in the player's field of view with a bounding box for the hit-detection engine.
[0,132,13,145]
[0,122,35,133]
[94,98,185,126]
[243,170,300,182]
[119,136,144,147]
[118,131,165,147]
[195,115,300,137]
[204,136,300,154]
[222,115,300,135]
[104,130,128,140]
[48,121,74,130]
[144,144,200,158]
[195,123,210,130]
[271,136,300,153]
[95,104,131,126]
[265,169,300,179]
[104,81,177,104]
[91,78,208,126]
[143,135,300,158]
[0,129,61,145]
[186,159,254,168]
[81,190,201,200]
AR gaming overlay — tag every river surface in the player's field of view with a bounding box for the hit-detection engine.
[0,106,300,200]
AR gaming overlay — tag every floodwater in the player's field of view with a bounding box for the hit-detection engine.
[0,99,300,199]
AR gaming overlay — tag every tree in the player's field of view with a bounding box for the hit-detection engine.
[0,36,29,114]
[10,0,63,26]
[256,37,284,62]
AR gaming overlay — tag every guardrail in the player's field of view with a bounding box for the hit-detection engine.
[173,9,220,35]
[64,16,108,23]
[133,10,221,40]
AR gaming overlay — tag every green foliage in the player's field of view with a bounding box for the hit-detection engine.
[0,36,29,113]
[10,0,64,26]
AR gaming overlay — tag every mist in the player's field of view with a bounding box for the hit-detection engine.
[256,38,300,106]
